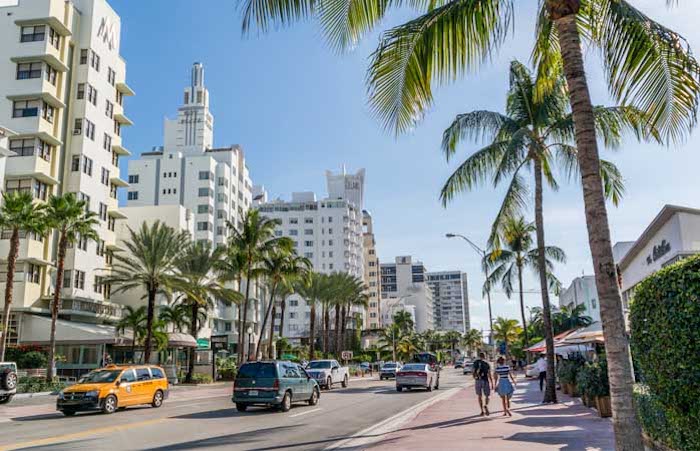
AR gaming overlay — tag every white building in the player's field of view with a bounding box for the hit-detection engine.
[558,275,601,323]
[380,256,435,332]
[616,205,700,314]
[257,170,365,343]
[126,62,253,246]
[0,0,133,370]
[363,210,381,330]
[0,126,16,189]
[426,271,469,333]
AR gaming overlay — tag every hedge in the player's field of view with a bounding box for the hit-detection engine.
[630,254,700,450]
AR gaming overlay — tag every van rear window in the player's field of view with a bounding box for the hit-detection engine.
[150,367,165,379]
[237,363,277,379]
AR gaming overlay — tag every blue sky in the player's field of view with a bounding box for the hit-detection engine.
[111,0,700,334]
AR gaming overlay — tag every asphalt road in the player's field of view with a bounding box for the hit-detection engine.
[0,369,469,451]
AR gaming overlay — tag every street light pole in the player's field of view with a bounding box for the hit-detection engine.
[445,233,494,346]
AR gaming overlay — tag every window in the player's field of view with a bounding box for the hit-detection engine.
[304,229,313,235]
[33,180,48,200]
[197,222,210,231]
[289,229,298,236]
[304,252,313,258]
[128,175,139,184]
[289,218,298,224]
[114,120,121,136]
[99,203,107,222]
[9,138,51,161]
[73,118,82,135]
[41,101,54,123]
[304,218,313,224]
[108,217,115,231]
[63,270,72,288]
[27,264,41,284]
[329,251,334,258]
[12,100,39,118]
[217,193,228,204]
[117,91,124,106]
[198,188,212,197]
[217,210,226,219]
[105,100,113,118]
[135,368,150,381]
[328,217,333,223]
[329,264,334,270]
[87,84,98,105]
[74,270,86,290]
[78,192,90,211]
[81,156,93,176]
[48,27,60,48]
[369,261,376,267]
[127,191,138,200]
[5,179,30,196]
[198,171,212,180]
[80,49,88,64]
[90,51,100,71]
[101,168,109,185]
[151,367,165,379]
[16,62,42,79]
[197,204,211,214]
[93,275,104,294]
[20,25,46,42]
[289,312,297,319]
[328,240,334,246]
[107,67,116,86]
[217,227,224,236]
[103,133,112,152]
[217,177,227,187]
[85,119,95,140]
[76,234,88,251]
[304,241,313,247]
[224,322,232,332]
[45,64,57,85]
[71,155,80,172]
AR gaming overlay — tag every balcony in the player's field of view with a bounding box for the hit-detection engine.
[112,143,131,156]
[116,82,135,97]
[113,113,133,126]
[109,176,129,188]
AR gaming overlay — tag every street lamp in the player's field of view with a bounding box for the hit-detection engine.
[445,233,494,346]
[246,326,253,361]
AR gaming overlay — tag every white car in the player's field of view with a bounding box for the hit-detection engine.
[306,359,349,390]
[462,360,474,375]
[396,363,438,392]
[525,364,540,378]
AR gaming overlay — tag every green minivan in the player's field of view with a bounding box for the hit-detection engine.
[232,361,320,412]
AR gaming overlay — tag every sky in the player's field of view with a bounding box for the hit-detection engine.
[110,0,700,335]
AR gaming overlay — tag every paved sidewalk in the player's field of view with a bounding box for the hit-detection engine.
[369,376,614,450]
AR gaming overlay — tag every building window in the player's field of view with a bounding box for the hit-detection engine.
[12,100,39,118]
[289,230,298,236]
[76,234,88,251]
[99,203,108,222]
[289,218,298,224]
[74,270,86,290]
[96,238,106,257]
[90,50,100,71]
[198,171,212,180]
[27,264,41,284]
[45,64,57,85]
[217,210,226,219]
[304,218,313,224]
[20,25,46,42]
[71,155,80,172]
[105,100,113,118]
[304,241,313,247]
[101,168,109,185]
[127,191,138,200]
[63,270,72,288]
[9,138,51,161]
[85,119,96,140]
[198,188,212,197]
[217,177,228,187]
[103,133,112,152]
[114,120,121,136]
[304,229,313,235]
[94,275,104,294]
[81,156,93,176]
[16,62,42,79]
[197,205,211,214]
[128,175,139,184]
[328,240,334,246]
[197,222,210,231]
[73,118,82,135]
[108,217,116,231]
[88,84,97,105]
[217,193,228,204]
[107,67,116,86]
[304,252,313,258]
[216,227,224,236]
[41,101,55,124]
[117,90,124,106]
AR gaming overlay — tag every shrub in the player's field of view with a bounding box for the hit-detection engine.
[631,254,700,450]
[18,351,48,369]
[190,373,213,384]
[576,360,609,398]
[17,377,66,394]
[557,358,584,385]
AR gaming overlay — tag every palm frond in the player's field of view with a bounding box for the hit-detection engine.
[441,110,516,159]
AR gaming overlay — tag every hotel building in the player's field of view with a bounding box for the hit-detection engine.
[380,256,434,332]
[363,210,381,330]
[426,271,469,333]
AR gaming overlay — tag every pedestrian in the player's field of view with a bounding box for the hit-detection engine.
[472,352,494,416]
[495,356,517,417]
[535,353,547,391]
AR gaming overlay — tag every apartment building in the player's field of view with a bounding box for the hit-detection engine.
[380,256,434,332]
[363,210,381,329]
[0,126,16,188]
[426,271,469,333]
[559,275,600,323]
[0,0,132,363]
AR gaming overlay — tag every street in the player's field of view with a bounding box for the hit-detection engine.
[0,369,468,450]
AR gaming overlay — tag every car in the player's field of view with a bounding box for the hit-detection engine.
[232,361,320,412]
[396,363,438,392]
[306,359,349,390]
[525,364,539,378]
[454,359,464,369]
[0,362,18,405]
[412,352,440,390]
[359,362,371,372]
[379,362,401,380]
[56,364,169,416]
[462,360,474,375]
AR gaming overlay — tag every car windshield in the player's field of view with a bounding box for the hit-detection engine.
[237,363,277,379]
[401,364,427,372]
[307,361,331,369]
[383,363,398,368]
[78,370,122,384]
[414,353,437,364]
[0,363,15,371]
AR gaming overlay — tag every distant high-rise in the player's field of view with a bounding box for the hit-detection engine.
[326,167,365,210]
[426,271,469,333]
[380,256,434,332]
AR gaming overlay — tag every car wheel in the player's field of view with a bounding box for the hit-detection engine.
[0,395,13,404]
[326,377,332,390]
[62,410,76,417]
[152,390,164,408]
[236,403,248,412]
[380,376,384,380]
[341,375,348,388]
[308,387,319,406]
[280,391,292,412]
[396,386,403,392]
[0,370,17,391]
[101,394,117,414]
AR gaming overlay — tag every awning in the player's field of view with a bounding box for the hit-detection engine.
[19,314,131,346]
[169,333,197,348]
[560,322,604,345]
[525,329,577,353]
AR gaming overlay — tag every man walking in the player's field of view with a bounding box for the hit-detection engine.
[536,354,547,391]
[473,352,494,416]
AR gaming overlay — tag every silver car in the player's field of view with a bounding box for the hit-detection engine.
[396,363,438,392]
[380,362,401,380]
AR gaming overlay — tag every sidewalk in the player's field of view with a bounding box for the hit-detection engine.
[369,376,615,450]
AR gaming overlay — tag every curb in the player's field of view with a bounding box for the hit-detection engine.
[14,391,53,400]
[324,386,462,450]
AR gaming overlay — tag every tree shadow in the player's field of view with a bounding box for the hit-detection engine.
[143,425,301,450]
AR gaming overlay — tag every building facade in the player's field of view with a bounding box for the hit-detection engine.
[0,126,16,189]
[380,256,434,332]
[558,275,600,323]
[0,0,132,367]
[363,210,381,330]
[426,271,469,333]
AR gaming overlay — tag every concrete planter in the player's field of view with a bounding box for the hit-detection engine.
[595,396,612,418]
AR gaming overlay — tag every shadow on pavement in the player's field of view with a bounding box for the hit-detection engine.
[143,425,301,450]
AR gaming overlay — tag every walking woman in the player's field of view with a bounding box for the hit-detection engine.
[495,356,517,416]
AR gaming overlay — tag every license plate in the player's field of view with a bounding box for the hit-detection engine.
[248,390,258,396]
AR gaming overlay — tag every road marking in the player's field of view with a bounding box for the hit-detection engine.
[0,418,166,451]
[289,408,322,418]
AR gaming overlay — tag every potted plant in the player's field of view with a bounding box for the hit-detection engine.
[588,361,611,417]
[557,359,582,396]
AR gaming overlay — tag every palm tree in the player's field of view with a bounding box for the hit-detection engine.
[443,330,462,357]
[461,329,484,357]
[296,272,325,360]
[396,334,421,362]
[216,239,247,362]
[341,277,368,352]
[0,192,46,361]
[393,310,414,335]
[378,323,402,362]
[117,305,147,362]
[227,209,284,363]
[557,304,594,331]
[268,283,293,359]
[104,221,189,365]
[240,2,699,444]
[44,194,99,380]
[492,317,523,357]
[158,304,189,333]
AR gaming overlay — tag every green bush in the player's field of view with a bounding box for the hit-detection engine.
[576,361,609,398]
[17,377,66,394]
[557,358,583,385]
[18,351,48,369]
[190,373,213,384]
[630,254,700,450]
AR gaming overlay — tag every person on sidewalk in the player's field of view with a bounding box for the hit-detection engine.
[472,352,494,416]
[535,354,547,391]
[495,356,517,417]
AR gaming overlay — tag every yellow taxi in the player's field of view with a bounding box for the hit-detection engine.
[56,364,169,416]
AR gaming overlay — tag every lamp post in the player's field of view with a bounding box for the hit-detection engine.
[246,326,253,361]
[445,233,494,346]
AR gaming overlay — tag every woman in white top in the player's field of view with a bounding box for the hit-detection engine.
[495,356,517,416]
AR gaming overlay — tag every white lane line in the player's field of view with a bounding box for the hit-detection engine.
[289,408,322,418]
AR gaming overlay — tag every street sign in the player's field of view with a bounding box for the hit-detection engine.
[211,335,228,352]
[341,351,353,360]
[196,338,210,350]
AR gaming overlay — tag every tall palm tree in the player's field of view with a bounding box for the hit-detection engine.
[158,304,189,333]
[443,330,462,356]
[173,241,242,382]
[227,210,284,363]
[0,192,46,361]
[268,283,293,359]
[393,310,414,335]
[557,304,594,331]
[492,317,523,357]
[44,194,99,380]
[117,305,147,362]
[461,329,484,357]
[104,221,189,365]
[296,272,325,360]
[378,323,402,362]
[240,2,699,445]
[340,277,368,352]
[216,239,247,362]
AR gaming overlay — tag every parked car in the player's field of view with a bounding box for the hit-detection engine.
[232,361,320,412]
[306,359,349,389]
[56,364,169,416]
[379,362,401,380]
[0,362,17,404]
[525,364,539,378]
[412,352,440,389]
[396,363,438,392]
[359,362,371,373]
[454,358,464,369]
[462,360,474,375]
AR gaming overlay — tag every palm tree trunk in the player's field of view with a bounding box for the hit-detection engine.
[516,262,529,348]
[268,301,276,359]
[340,305,347,352]
[240,266,253,363]
[0,228,20,361]
[334,304,341,354]
[552,7,644,449]
[309,303,316,360]
[186,303,198,383]
[47,232,67,381]
[279,298,286,341]
[324,305,330,355]
[533,157,558,404]
[255,283,277,360]
[143,285,157,364]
